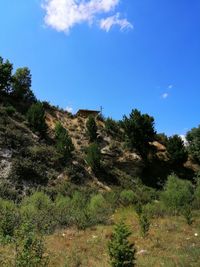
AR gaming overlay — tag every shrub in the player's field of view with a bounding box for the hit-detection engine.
[14,222,48,267]
[85,143,101,172]
[86,115,97,142]
[143,201,166,219]
[88,194,110,224]
[54,195,72,226]
[20,192,55,234]
[0,199,19,240]
[70,191,90,230]
[5,105,16,116]
[120,190,136,206]
[139,212,150,238]
[181,205,193,225]
[27,102,47,135]
[194,182,200,209]
[108,221,136,267]
[161,174,193,214]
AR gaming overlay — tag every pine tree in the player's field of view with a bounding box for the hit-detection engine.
[86,115,97,142]
[27,102,47,135]
[108,221,136,267]
[55,122,74,160]
[85,143,101,172]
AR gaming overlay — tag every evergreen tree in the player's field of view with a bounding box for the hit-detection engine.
[166,135,188,166]
[108,221,136,267]
[86,115,98,142]
[27,102,47,135]
[0,56,13,94]
[186,126,200,163]
[85,143,101,172]
[12,67,36,103]
[55,122,74,160]
[121,109,155,158]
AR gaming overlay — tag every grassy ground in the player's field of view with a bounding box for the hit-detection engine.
[1,207,200,266]
[46,207,200,267]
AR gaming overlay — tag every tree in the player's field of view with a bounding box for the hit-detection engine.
[0,56,13,94]
[121,109,156,158]
[55,122,74,160]
[27,102,47,135]
[12,67,36,103]
[186,126,200,163]
[86,115,97,142]
[105,117,121,137]
[108,221,136,267]
[166,135,188,166]
[85,143,101,172]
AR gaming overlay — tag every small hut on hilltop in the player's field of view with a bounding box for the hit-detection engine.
[76,109,100,118]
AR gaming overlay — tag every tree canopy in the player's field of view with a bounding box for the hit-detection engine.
[121,109,156,158]
[166,135,188,166]
[186,126,200,163]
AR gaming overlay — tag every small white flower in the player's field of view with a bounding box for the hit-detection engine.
[194,233,198,237]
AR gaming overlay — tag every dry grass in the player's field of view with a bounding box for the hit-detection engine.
[1,208,200,266]
[45,207,200,266]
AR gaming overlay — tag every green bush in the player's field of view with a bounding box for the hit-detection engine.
[20,192,56,234]
[54,195,72,227]
[120,190,136,206]
[143,201,166,219]
[139,212,150,238]
[14,222,48,267]
[181,205,193,225]
[0,199,19,240]
[161,174,193,214]
[5,105,16,116]
[108,221,136,267]
[70,191,90,230]
[88,194,110,224]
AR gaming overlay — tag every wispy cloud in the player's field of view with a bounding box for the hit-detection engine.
[168,84,173,89]
[42,0,132,33]
[65,106,73,113]
[100,13,133,32]
[162,93,169,99]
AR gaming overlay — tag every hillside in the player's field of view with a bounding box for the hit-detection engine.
[1,99,197,201]
[1,56,200,267]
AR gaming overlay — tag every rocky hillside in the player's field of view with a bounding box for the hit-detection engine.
[1,98,197,202]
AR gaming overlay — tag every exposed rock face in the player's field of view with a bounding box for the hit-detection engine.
[0,149,12,179]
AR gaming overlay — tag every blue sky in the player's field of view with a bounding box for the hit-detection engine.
[0,0,199,136]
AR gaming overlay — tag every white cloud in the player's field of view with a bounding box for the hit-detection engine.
[100,13,133,32]
[179,135,188,146]
[65,106,73,113]
[162,93,169,99]
[42,0,132,33]
[168,84,173,89]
